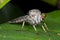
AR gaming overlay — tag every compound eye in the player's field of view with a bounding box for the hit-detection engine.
[41,13,46,20]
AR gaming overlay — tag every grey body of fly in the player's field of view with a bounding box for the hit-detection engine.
[8,9,49,33]
[8,15,38,25]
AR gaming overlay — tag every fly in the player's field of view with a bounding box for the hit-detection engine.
[8,9,49,33]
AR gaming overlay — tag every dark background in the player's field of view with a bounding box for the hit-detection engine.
[0,0,57,23]
[11,0,57,13]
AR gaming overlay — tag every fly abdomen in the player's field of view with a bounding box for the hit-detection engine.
[8,15,28,23]
[8,18,24,23]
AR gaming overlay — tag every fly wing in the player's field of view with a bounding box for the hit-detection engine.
[8,15,28,23]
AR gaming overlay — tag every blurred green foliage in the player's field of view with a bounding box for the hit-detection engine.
[0,0,10,9]
[42,0,57,6]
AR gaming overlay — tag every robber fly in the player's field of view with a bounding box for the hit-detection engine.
[8,9,49,33]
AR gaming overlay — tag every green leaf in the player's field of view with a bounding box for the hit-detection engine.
[0,0,10,9]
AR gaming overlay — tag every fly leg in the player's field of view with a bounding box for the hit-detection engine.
[33,25,39,34]
[42,25,47,32]
[41,21,47,32]
[44,23,49,30]
[21,21,25,30]
[42,21,51,40]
